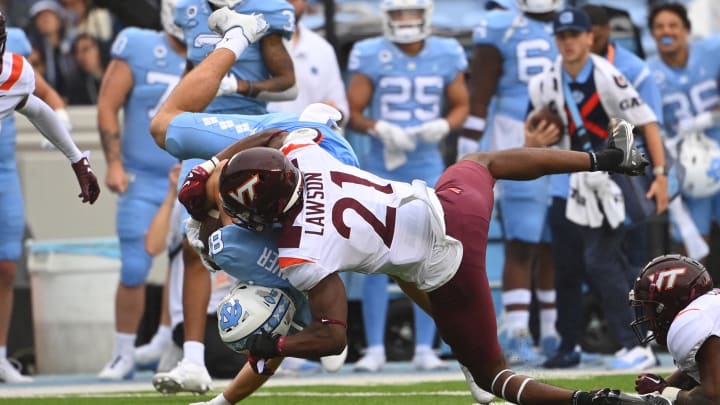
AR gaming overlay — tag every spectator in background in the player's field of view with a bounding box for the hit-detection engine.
[527,8,667,371]
[67,32,106,104]
[60,0,116,59]
[266,0,348,125]
[26,0,76,100]
[346,0,468,373]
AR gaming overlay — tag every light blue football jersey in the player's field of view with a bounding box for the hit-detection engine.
[165,111,359,168]
[608,42,663,125]
[648,35,720,141]
[209,225,306,310]
[347,36,467,184]
[174,0,294,114]
[110,27,185,176]
[473,10,557,121]
[0,28,32,172]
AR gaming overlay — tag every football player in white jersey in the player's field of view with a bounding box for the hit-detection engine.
[149,18,676,403]
[631,255,720,404]
[0,15,99,384]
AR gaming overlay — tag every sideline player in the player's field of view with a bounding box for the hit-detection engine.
[0,15,99,384]
[150,16,672,404]
[631,254,720,404]
[96,0,187,379]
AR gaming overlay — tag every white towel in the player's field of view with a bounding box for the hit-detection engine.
[566,172,625,228]
[383,147,407,171]
[668,197,709,260]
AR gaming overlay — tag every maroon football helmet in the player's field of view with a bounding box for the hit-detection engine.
[629,254,713,346]
[219,147,302,231]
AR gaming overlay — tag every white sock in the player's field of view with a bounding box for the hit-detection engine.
[208,393,232,405]
[504,310,530,336]
[540,308,558,339]
[115,333,136,358]
[215,27,250,60]
[183,341,205,366]
[0,346,6,359]
[414,345,434,356]
[151,325,173,347]
[364,345,385,358]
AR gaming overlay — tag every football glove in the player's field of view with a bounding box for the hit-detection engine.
[635,373,668,395]
[587,388,673,405]
[413,118,450,144]
[178,159,217,219]
[216,73,238,97]
[246,332,281,375]
[71,155,100,204]
[371,120,416,152]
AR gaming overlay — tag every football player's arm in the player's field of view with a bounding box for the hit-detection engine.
[462,44,502,141]
[236,33,297,101]
[346,72,375,133]
[145,164,180,256]
[444,71,470,130]
[211,357,284,404]
[16,94,83,163]
[677,336,720,404]
[638,121,669,214]
[97,58,133,194]
[279,273,348,358]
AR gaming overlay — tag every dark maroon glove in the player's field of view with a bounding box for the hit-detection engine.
[71,156,100,204]
[178,165,212,219]
[635,373,668,395]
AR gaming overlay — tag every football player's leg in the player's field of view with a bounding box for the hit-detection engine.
[355,274,389,372]
[164,113,249,161]
[0,173,23,355]
[150,46,236,145]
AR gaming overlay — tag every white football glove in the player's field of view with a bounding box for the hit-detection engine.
[456,136,480,161]
[678,111,720,134]
[371,120,416,151]
[216,73,238,97]
[414,118,450,144]
[184,217,206,255]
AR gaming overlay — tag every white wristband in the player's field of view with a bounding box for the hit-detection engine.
[464,115,486,132]
[661,387,680,402]
[199,156,220,173]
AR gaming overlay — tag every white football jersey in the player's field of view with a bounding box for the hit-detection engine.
[0,52,35,118]
[666,289,720,383]
[277,140,463,292]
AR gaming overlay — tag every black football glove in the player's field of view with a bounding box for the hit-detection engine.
[245,332,281,375]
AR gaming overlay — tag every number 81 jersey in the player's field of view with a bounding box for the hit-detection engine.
[473,10,557,121]
[277,141,461,293]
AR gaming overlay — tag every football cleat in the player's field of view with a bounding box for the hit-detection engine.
[208,7,268,43]
[352,351,385,372]
[152,359,212,394]
[412,350,448,371]
[134,341,168,370]
[0,358,33,383]
[98,354,134,381]
[609,346,659,371]
[606,118,649,176]
[460,364,495,404]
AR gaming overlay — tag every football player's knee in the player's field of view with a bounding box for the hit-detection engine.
[328,331,347,356]
[120,254,153,287]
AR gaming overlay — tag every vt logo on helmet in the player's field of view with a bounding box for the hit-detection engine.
[629,254,713,346]
[219,147,302,232]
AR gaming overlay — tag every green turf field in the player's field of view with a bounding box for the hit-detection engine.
[0,374,639,404]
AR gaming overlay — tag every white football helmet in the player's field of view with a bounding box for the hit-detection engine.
[217,284,296,353]
[380,0,433,44]
[516,0,562,13]
[208,0,245,8]
[161,0,184,41]
[679,131,720,198]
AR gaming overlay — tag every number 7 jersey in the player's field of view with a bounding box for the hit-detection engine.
[276,141,463,292]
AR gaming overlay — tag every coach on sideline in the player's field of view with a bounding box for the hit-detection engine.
[526,7,668,370]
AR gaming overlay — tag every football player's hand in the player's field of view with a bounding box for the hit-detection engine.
[168,163,181,191]
[246,332,281,375]
[525,117,561,147]
[71,155,100,204]
[216,73,238,97]
[414,118,450,144]
[178,165,212,219]
[587,388,673,405]
[105,161,129,194]
[372,120,416,151]
[635,374,668,395]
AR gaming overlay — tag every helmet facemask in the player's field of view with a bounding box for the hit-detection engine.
[380,0,433,44]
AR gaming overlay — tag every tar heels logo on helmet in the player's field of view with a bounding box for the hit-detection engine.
[219,299,243,330]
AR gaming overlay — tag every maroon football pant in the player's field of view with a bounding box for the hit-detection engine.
[428,160,505,386]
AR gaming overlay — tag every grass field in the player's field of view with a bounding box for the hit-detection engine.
[0,374,639,404]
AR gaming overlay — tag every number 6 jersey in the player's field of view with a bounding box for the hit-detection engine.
[276,140,463,293]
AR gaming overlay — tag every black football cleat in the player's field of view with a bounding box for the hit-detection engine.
[607,118,649,176]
